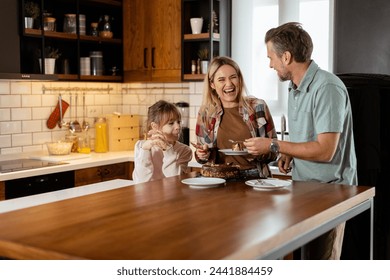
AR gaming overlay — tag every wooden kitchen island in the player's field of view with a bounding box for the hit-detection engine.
[0,173,374,260]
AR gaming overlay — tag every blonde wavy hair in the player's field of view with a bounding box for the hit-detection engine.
[199,56,254,121]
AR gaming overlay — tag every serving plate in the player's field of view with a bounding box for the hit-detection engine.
[245,179,291,191]
[181,177,226,189]
[219,149,248,156]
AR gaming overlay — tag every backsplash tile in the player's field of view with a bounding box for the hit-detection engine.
[0,80,203,155]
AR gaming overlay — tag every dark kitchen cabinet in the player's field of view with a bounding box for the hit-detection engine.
[2,171,75,200]
[182,0,231,81]
[18,0,123,82]
[123,0,182,82]
[74,162,133,186]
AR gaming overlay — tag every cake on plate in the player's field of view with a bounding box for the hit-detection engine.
[201,163,240,179]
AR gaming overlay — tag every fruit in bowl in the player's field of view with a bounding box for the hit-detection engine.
[46,141,73,155]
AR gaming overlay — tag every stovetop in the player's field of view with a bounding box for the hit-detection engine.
[0,159,68,174]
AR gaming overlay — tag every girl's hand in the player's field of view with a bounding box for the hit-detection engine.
[142,129,171,151]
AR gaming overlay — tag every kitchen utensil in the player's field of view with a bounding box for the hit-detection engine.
[228,139,244,144]
[82,92,89,131]
[69,93,81,133]
[74,94,81,132]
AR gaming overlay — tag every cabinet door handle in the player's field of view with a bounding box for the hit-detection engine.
[144,48,148,69]
[103,168,110,176]
[151,47,155,68]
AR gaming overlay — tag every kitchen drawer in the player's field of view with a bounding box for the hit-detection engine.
[110,126,139,139]
[75,162,132,187]
[106,114,139,127]
[109,138,139,151]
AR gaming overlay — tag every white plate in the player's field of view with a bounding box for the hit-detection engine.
[219,149,248,155]
[245,179,291,190]
[181,177,226,189]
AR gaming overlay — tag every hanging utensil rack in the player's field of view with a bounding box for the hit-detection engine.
[42,85,113,94]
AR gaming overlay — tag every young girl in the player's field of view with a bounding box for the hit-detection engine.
[132,100,193,183]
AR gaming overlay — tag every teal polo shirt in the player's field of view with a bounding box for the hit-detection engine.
[288,61,358,185]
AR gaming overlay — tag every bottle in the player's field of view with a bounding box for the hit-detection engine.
[191,60,196,74]
[94,117,108,153]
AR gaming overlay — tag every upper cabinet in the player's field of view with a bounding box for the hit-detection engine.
[123,0,181,82]
[182,0,231,81]
[19,0,123,82]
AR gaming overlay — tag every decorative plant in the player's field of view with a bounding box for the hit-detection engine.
[24,1,40,19]
[197,48,209,61]
[37,47,62,59]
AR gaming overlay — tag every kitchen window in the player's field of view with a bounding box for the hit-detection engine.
[232,0,334,132]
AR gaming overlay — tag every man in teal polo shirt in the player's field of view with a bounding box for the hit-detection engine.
[244,22,357,259]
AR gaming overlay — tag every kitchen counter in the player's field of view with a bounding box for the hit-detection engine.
[0,179,134,214]
[0,150,286,182]
[0,151,135,182]
[0,174,375,260]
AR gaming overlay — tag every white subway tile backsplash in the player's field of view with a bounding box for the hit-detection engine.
[1,121,22,134]
[32,107,52,121]
[11,108,32,120]
[0,95,21,108]
[22,95,42,107]
[94,94,110,105]
[10,82,31,95]
[12,133,32,146]
[23,145,45,153]
[0,135,11,148]
[1,80,202,155]
[22,120,42,133]
[0,109,10,121]
[32,131,52,145]
[0,82,10,94]
[1,147,23,154]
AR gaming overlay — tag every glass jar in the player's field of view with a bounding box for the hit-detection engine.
[90,22,99,37]
[94,117,108,153]
[98,15,113,38]
[90,51,103,76]
[63,14,76,34]
[78,131,91,154]
[65,133,79,153]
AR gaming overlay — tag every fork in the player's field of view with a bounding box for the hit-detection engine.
[228,139,244,143]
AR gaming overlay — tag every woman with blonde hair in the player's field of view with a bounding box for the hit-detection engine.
[194,56,277,178]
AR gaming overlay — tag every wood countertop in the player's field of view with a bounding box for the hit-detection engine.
[0,173,375,260]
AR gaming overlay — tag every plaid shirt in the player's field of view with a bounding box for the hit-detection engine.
[195,97,277,176]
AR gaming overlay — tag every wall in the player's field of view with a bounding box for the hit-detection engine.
[334,0,390,74]
[0,80,203,155]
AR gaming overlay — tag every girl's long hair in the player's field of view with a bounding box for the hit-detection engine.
[144,100,181,136]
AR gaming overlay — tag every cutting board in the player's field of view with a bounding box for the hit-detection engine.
[29,153,91,162]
